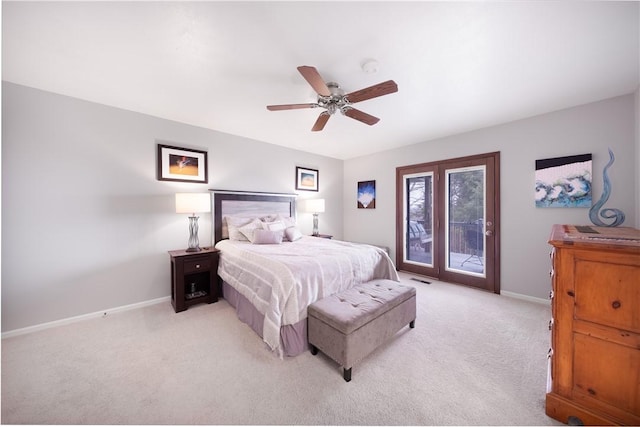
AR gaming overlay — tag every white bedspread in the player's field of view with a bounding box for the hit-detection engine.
[215,236,399,355]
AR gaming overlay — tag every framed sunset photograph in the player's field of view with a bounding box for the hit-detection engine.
[295,166,319,191]
[157,144,208,183]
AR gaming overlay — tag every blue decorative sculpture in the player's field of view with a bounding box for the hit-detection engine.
[589,148,625,227]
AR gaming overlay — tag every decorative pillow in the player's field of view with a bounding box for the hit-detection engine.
[276,214,297,228]
[225,216,254,241]
[260,214,278,223]
[251,229,284,245]
[284,226,303,242]
[237,218,264,242]
[264,220,286,232]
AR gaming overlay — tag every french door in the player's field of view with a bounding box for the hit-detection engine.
[396,152,500,293]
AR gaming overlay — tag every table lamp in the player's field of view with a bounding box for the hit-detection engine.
[175,193,211,252]
[304,199,325,236]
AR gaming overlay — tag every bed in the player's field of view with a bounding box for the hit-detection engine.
[211,190,400,357]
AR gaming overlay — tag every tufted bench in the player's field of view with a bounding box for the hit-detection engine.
[307,279,416,382]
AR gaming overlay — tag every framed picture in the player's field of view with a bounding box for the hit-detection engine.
[535,153,592,208]
[357,180,376,208]
[157,144,208,183]
[295,167,319,192]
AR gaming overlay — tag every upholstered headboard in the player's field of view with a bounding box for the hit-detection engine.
[210,190,297,245]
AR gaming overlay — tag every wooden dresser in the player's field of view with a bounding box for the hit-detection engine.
[546,224,640,425]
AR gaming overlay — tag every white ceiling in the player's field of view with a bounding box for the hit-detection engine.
[2,1,639,160]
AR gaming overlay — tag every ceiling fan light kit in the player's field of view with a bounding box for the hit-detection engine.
[266,65,398,132]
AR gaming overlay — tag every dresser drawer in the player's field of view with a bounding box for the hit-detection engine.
[573,333,640,417]
[183,256,211,274]
[574,258,640,333]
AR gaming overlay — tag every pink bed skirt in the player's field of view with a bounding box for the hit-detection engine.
[222,281,308,357]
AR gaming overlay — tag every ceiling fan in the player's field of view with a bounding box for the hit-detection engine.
[267,66,398,132]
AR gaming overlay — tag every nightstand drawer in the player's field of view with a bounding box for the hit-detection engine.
[184,257,211,274]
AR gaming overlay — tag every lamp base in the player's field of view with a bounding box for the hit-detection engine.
[186,216,202,253]
[312,213,319,236]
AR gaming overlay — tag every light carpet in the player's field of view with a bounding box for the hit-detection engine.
[1,272,562,425]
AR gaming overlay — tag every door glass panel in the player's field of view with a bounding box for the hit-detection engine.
[445,166,485,276]
[403,173,433,266]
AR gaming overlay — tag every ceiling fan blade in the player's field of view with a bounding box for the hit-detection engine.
[345,80,398,104]
[267,103,317,111]
[297,66,331,97]
[311,112,330,132]
[343,108,380,126]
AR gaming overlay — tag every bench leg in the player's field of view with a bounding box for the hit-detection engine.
[310,344,318,355]
[410,320,415,328]
[343,367,352,382]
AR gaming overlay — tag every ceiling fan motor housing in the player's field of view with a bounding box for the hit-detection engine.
[319,82,349,115]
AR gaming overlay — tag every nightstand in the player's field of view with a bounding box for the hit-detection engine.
[168,247,219,313]
[312,234,333,239]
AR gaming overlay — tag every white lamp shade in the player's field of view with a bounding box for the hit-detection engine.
[304,199,325,213]
[175,193,211,214]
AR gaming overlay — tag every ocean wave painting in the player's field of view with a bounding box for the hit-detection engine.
[535,154,592,208]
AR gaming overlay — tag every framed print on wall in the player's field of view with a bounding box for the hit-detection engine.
[295,167,319,191]
[357,180,376,208]
[535,153,592,208]
[157,144,208,183]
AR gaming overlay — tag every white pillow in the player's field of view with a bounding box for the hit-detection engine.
[260,214,278,223]
[252,229,284,245]
[284,226,303,242]
[238,218,264,242]
[225,216,254,241]
[277,214,297,228]
[264,220,286,232]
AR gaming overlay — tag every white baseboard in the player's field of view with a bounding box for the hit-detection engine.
[500,290,550,305]
[2,290,547,338]
[1,296,171,339]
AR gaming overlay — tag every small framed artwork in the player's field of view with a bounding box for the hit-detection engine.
[357,180,376,208]
[295,167,319,192]
[157,144,208,183]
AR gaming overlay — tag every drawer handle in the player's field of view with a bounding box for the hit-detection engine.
[195,264,201,269]
[612,300,621,309]
[567,290,575,297]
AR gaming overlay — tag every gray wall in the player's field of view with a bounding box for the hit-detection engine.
[343,93,638,301]
[2,81,637,332]
[1,82,343,332]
